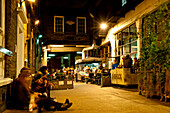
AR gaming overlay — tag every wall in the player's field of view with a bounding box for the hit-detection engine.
[105,0,169,59]
[5,0,18,78]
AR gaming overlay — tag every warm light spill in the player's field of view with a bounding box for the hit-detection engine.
[100,23,107,29]
[35,20,39,25]
[28,0,35,2]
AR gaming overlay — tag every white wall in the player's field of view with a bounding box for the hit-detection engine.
[0,0,6,79]
[105,0,168,58]
[16,14,25,77]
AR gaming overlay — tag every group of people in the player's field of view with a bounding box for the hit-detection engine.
[112,55,139,72]
[11,66,72,112]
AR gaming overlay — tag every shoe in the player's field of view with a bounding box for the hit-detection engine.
[58,102,72,111]
[65,98,69,104]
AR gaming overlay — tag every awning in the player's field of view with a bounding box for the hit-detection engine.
[100,40,110,46]
[82,57,103,63]
[75,59,83,64]
[75,57,103,64]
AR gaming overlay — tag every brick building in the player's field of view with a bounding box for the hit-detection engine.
[0,0,37,112]
[38,0,95,71]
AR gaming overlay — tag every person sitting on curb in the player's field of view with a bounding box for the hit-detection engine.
[12,67,72,112]
[32,66,52,98]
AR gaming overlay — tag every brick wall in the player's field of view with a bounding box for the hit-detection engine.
[5,0,18,78]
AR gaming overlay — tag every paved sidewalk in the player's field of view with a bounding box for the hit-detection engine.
[4,82,170,113]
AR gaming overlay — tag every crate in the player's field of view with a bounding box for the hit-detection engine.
[51,79,73,90]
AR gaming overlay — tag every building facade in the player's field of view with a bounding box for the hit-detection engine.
[39,0,94,71]
[0,0,37,112]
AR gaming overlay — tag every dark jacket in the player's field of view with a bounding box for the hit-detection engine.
[12,79,30,109]
[123,56,132,68]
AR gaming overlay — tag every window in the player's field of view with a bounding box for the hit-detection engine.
[76,17,86,34]
[122,0,127,6]
[115,23,138,58]
[54,16,64,33]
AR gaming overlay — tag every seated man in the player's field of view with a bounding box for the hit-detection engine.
[12,67,72,112]
[112,59,119,69]
[32,66,51,98]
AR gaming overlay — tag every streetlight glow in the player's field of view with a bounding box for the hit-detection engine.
[28,0,35,2]
[100,23,107,29]
[35,20,39,25]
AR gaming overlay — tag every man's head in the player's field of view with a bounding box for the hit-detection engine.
[20,67,31,78]
[134,58,137,62]
[40,66,48,75]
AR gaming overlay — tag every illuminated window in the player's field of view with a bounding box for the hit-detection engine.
[115,23,138,57]
[54,16,64,33]
[122,0,127,6]
[76,17,86,34]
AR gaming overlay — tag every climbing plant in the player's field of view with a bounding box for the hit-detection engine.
[139,2,170,98]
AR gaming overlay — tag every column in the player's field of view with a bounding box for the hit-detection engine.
[42,49,47,66]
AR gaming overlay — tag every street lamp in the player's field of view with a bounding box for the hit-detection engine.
[100,23,107,29]
[20,0,35,7]
[35,20,39,25]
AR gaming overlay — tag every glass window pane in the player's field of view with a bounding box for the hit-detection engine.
[123,44,130,54]
[122,28,129,44]
[78,18,85,33]
[130,24,137,41]
[131,41,137,53]
[55,17,63,33]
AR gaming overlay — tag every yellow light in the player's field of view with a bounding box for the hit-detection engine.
[28,0,35,2]
[100,23,107,29]
[35,20,39,25]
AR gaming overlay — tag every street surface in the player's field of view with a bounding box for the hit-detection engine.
[4,82,170,113]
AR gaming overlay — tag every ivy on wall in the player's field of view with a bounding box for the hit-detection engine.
[139,2,170,98]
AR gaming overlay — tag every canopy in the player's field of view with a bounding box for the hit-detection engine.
[75,57,104,64]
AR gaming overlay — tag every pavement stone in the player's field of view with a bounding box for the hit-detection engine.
[3,82,170,113]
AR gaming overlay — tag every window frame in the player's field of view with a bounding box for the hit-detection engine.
[115,23,138,58]
[76,17,86,34]
[54,16,64,33]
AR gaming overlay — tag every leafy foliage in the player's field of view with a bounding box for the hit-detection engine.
[139,2,170,97]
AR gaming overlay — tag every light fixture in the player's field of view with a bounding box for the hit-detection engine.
[20,0,35,7]
[48,54,55,57]
[50,45,64,47]
[0,46,13,57]
[100,23,107,29]
[47,57,51,59]
[63,57,68,59]
[38,34,42,38]
[35,20,40,25]
[76,51,82,54]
